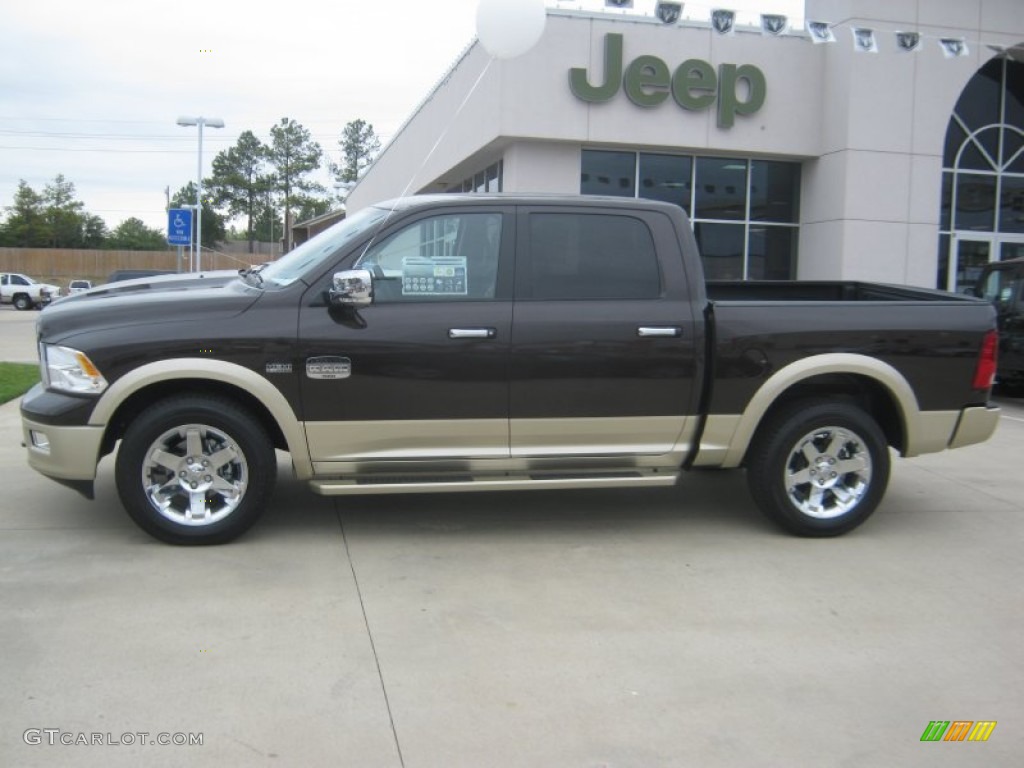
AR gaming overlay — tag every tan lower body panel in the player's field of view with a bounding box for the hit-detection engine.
[510,416,690,458]
[305,419,508,462]
[948,405,1000,449]
[22,418,105,481]
[307,416,693,468]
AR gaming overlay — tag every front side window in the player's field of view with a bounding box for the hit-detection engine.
[524,213,661,300]
[356,212,503,301]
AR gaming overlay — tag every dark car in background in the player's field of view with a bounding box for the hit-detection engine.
[975,257,1024,392]
[105,270,175,283]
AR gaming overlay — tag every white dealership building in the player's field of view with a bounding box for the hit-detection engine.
[347,0,1024,291]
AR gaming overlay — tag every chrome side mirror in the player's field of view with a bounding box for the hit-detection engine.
[329,269,373,307]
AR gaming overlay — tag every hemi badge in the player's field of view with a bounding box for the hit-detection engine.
[265,363,292,374]
[306,356,352,380]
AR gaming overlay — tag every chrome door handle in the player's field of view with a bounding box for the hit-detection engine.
[637,326,682,338]
[448,328,496,339]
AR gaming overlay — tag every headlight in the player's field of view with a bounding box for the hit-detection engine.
[41,344,108,395]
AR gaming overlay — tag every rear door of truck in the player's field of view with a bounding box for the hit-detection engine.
[509,203,702,459]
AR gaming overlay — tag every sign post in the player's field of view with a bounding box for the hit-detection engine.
[167,208,193,272]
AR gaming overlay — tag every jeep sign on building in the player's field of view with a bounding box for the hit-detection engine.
[346,0,1024,291]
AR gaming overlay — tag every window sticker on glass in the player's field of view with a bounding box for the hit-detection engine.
[401,256,468,295]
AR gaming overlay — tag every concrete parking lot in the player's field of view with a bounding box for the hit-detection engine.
[1,306,1022,766]
[0,303,41,362]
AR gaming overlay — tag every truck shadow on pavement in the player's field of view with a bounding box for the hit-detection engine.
[254,466,776,543]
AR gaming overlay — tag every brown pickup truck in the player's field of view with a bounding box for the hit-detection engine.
[21,195,1000,544]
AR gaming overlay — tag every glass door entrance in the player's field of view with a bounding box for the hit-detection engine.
[949,234,1024,293]
[1000,240,1024,262]
[953,237,991,292]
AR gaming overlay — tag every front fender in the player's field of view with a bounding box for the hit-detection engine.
[89,358,313,479]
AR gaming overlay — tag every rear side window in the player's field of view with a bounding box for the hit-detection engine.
[524,213,660,300]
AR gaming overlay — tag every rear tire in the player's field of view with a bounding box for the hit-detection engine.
[115,396,276,545]
[746,399,890,537]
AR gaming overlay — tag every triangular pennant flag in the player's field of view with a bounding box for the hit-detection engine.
[761,14,788,36]
[895,31,922,52]
[711,9,736,35]
[939,38,969,58]
[806,21,836,44]
[852,28,878,53]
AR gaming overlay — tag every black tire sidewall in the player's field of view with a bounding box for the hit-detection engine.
[13,295,31,311]
[747,401,891,537]
[115,397,276,545]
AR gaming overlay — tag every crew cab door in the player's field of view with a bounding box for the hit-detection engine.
[509,206,701,459]
[297,206,514,468]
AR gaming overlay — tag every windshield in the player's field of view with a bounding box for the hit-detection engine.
[257,205,390,287]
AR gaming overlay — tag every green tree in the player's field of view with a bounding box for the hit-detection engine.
[106,217,166,250]
[0,180,48,246]
[42,174,87,248]
[252,197,283,247]
[82,214,109,248]
[266,117,325,251]
[334,119,381,185]
[171,183,226,251]
[292,195,331,225]
[208,130,270,254]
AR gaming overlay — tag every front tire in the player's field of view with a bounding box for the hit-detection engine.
[746,400,890,537]
[115,396,276,545]
[13,294,33,311]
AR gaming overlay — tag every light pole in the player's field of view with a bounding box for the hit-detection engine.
[176,116,224,271]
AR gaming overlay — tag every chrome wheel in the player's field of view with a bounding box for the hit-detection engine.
[783,426,872,519]
[140,423,249,527]
[746,399,889,536]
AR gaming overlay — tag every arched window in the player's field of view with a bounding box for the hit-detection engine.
[939,55,1024,291]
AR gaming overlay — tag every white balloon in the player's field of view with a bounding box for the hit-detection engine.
[476,0,547,60]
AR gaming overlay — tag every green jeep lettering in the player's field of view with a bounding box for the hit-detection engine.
[568,33,765,127]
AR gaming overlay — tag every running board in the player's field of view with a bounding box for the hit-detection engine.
[309,470,680,496]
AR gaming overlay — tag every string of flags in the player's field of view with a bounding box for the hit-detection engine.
[574,2,982,58]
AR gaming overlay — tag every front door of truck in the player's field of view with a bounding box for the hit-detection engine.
[509,206,700,460]
[297,207,514,468]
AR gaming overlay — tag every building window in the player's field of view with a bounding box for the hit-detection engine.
[451,160,503,195]
[582,150,801,280]
[938,56,1024,292]
[580,150,636,197]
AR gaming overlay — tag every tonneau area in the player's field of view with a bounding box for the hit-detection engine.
[706,281,984,303]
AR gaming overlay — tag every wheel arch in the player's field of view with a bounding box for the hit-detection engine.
[722,354,929,468]
[90,359,312,479]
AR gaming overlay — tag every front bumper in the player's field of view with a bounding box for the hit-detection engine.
[949,405,1001,449]
[22,415,104,483]
[21,383,104,498]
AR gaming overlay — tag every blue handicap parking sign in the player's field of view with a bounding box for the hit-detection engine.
[167,208,193,245]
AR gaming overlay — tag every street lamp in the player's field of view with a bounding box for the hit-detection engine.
[176,116,224,271]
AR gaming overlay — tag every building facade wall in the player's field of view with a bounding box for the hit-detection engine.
[348,0,1024,287]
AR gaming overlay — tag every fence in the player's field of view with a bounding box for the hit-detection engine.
[0,245,278,287]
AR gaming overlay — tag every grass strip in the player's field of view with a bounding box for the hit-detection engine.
[0,362,40,405]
